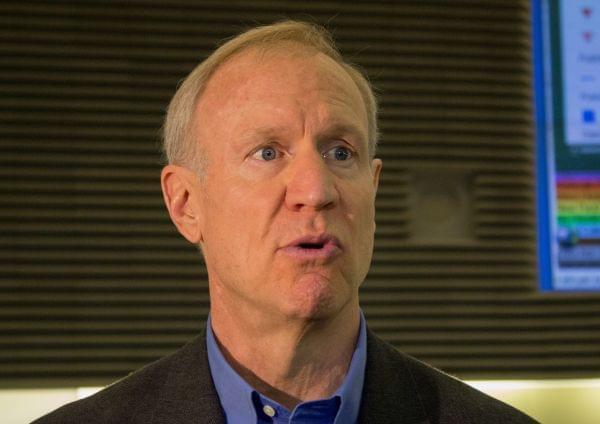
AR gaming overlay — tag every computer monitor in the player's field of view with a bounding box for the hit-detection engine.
[532,0,600,291]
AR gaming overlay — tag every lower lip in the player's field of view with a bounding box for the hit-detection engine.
[279,243,342,261]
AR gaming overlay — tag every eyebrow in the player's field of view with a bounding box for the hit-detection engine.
[238,126,290,146]
[239,121,367,147]
[319,121,367,142]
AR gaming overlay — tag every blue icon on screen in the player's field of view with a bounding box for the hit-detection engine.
[582,109,596,123]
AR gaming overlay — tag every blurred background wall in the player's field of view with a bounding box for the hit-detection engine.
[1,0,599,422]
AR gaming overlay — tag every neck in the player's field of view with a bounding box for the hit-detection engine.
[210,300,361,410]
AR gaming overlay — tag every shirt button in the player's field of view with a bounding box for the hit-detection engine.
[263,405,276,417]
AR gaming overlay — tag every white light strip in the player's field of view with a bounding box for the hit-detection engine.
[72,379,600,399]
[467,378,600,391]
[76,387,103,400]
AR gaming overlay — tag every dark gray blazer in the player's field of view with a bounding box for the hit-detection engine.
[32,326,537,423]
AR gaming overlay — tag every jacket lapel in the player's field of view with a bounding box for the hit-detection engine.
[358,328,430,424]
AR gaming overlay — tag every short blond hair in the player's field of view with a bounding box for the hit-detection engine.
[162,20,379,172]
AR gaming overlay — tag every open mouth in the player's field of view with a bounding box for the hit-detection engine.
[298,242,325,250]
[280,235,342,260]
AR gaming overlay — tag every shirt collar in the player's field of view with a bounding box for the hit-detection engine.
[206,312,367,423]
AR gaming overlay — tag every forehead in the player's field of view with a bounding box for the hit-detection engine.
[211,47,350,91]
[194,46,368,138]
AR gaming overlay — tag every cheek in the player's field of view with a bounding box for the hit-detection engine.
[202,170,281,259]
[200,175,246,251]
[343,182,377,257]
[343,179,376,225]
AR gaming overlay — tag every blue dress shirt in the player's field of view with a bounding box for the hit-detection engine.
[206,313,367,424]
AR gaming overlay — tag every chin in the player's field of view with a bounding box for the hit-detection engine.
[284,273,350,321]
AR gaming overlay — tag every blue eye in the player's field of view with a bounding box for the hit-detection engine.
[258,146,278,161]
[325,146,353,161]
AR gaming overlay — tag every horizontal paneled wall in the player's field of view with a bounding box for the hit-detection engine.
[1,0,599,387]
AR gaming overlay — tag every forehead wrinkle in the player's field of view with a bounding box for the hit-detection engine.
[196,48,367,156]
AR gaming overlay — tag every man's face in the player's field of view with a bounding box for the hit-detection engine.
[191,48,381,321]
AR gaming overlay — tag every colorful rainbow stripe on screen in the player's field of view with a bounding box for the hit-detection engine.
[556,173,600,245]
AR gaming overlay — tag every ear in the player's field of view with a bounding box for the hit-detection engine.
[371,158,382,192]
[161,165,204,244]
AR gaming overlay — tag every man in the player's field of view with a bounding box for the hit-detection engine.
[34,20,536,423]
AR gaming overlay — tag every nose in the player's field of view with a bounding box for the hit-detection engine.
[285,149,339,212]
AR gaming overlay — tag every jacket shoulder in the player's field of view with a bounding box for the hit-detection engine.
[31,335,213,424]
[402,352,538,423]
[363,330,538,424]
